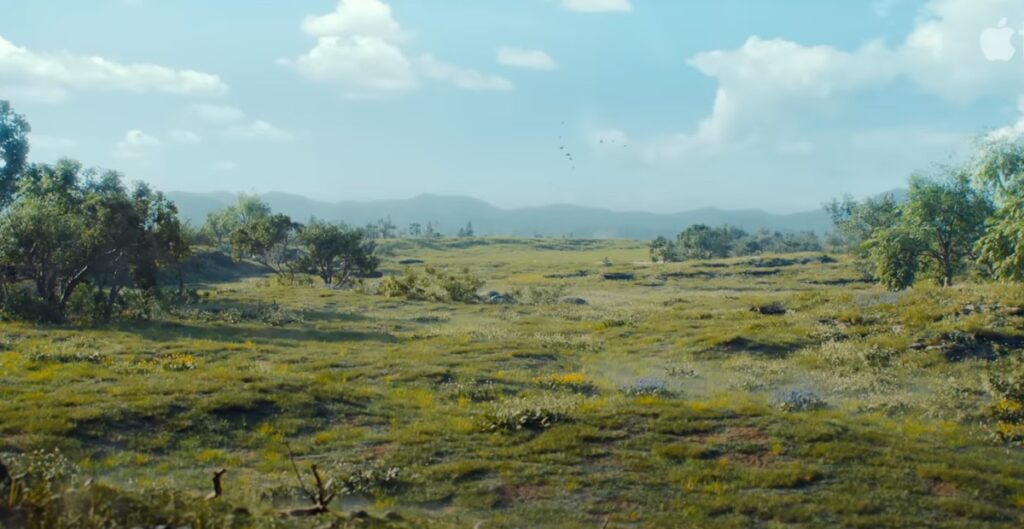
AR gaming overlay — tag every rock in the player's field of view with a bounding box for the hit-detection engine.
[908,342,926,350]
[483,291,516,304]
[561,297,588,305]
[751,302,786,315]
[398,259,424,265]
[602,272,635,281]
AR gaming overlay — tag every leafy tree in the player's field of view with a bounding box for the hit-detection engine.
[230,212,298,274]
[649,236,671,262]
[0,100,30,207]
[825,193,901,254]
[673,224,744,260]
[0,160,189,320]
[203,207,239,249]
[298,219,379,287]
[408,222,422,238]
[901,173,991,286]
[973,137,1024,281]
[867,226,925,291]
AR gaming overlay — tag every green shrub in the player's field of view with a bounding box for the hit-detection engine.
[482,394,580,432]
[379,266,483,303]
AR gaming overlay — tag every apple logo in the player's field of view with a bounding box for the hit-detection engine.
[980,18,1017,61]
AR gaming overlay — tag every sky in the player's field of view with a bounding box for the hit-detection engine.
[3,0,1024,213]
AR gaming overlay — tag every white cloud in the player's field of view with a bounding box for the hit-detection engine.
[190,103,245,123]
[113,129,161,159]
[290,0,509,97]
[168,129,202,144]
[642,0,1024,163]
[987,96,1024,141]
[0,34,227,103]
[292,36,418,98]
[225,120,294,142]
[497,47,557,70]
[561,0,632,13]
[418,55,513,91]
[302,0,404,42]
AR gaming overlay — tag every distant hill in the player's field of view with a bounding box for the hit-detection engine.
[166,191,837,239]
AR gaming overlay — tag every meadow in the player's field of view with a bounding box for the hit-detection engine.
[3,238,1024,528]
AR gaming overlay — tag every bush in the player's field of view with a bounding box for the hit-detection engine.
[622,377,671,397]
[986,352,1024,444]
[482,394,580,432]
[379,266,484,303]
[773,389,827,412]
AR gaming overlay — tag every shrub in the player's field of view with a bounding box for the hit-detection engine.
[379,266,484,303]
[986,352,1024,444]
[773,389,827,412]
[535,372,597,394]
[511,284,568,305]
[622,377,672,397]
[482,394,580,432]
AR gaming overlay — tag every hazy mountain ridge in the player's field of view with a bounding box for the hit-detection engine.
[166,191,836,239]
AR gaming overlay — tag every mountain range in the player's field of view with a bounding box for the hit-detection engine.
[165,191,840,240]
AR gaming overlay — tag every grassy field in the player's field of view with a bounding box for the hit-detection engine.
[3,238,1024,528]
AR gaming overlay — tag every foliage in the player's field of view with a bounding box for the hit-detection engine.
[825,193,902,254]
[987,352,1024,445]
[0,160,189,322]
[973,137,1024,281]
[0,100,30,206]
[867,226,926,291]
[773,389,827,412]
[482,394,580,432]
[901,173,992,286]
[379,266,483,302]
[652,224,821,262]
[297,219,378,286]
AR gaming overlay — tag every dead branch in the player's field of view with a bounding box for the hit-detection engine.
[205,468,226,501]
[277,463,337,518]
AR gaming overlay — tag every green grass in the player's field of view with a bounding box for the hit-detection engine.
[2,238,1024,528]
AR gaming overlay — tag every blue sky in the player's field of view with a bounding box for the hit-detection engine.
[3,0,1024,212]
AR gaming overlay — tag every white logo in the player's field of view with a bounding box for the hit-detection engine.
[980,18,1017,61]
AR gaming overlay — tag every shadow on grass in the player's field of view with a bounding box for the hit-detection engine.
[111,320,398,344]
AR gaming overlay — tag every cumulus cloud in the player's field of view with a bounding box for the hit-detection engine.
[292,35,418,98]
[289,0,510,97]
[642,0,1024,162]
[301,0,404,42]
[224,120,294,142]
[113,130,161,159]
[561,0,632,13]
[418,55,512,91]
[0,34,227,103]
[497,47,557,70]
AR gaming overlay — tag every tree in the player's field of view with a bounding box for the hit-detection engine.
[649,236,671,262]
[230,212,298,274]
[204,207,239,249]
[457,221,474,238]
[867,226,925,291]
[973,137,1024,281]
[0,160,189,320]
[0,101,30,207]
[901,172,991,286]
[298,219,379,287]
[408,222,422,238]
[825,193,901,254]
[673,224,744,260]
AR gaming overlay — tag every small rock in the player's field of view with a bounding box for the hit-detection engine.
[908,342,926,350]
[602,272,635,281]
[561,297,588,305]
[751,302,786,316]
[398,258,424,265]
